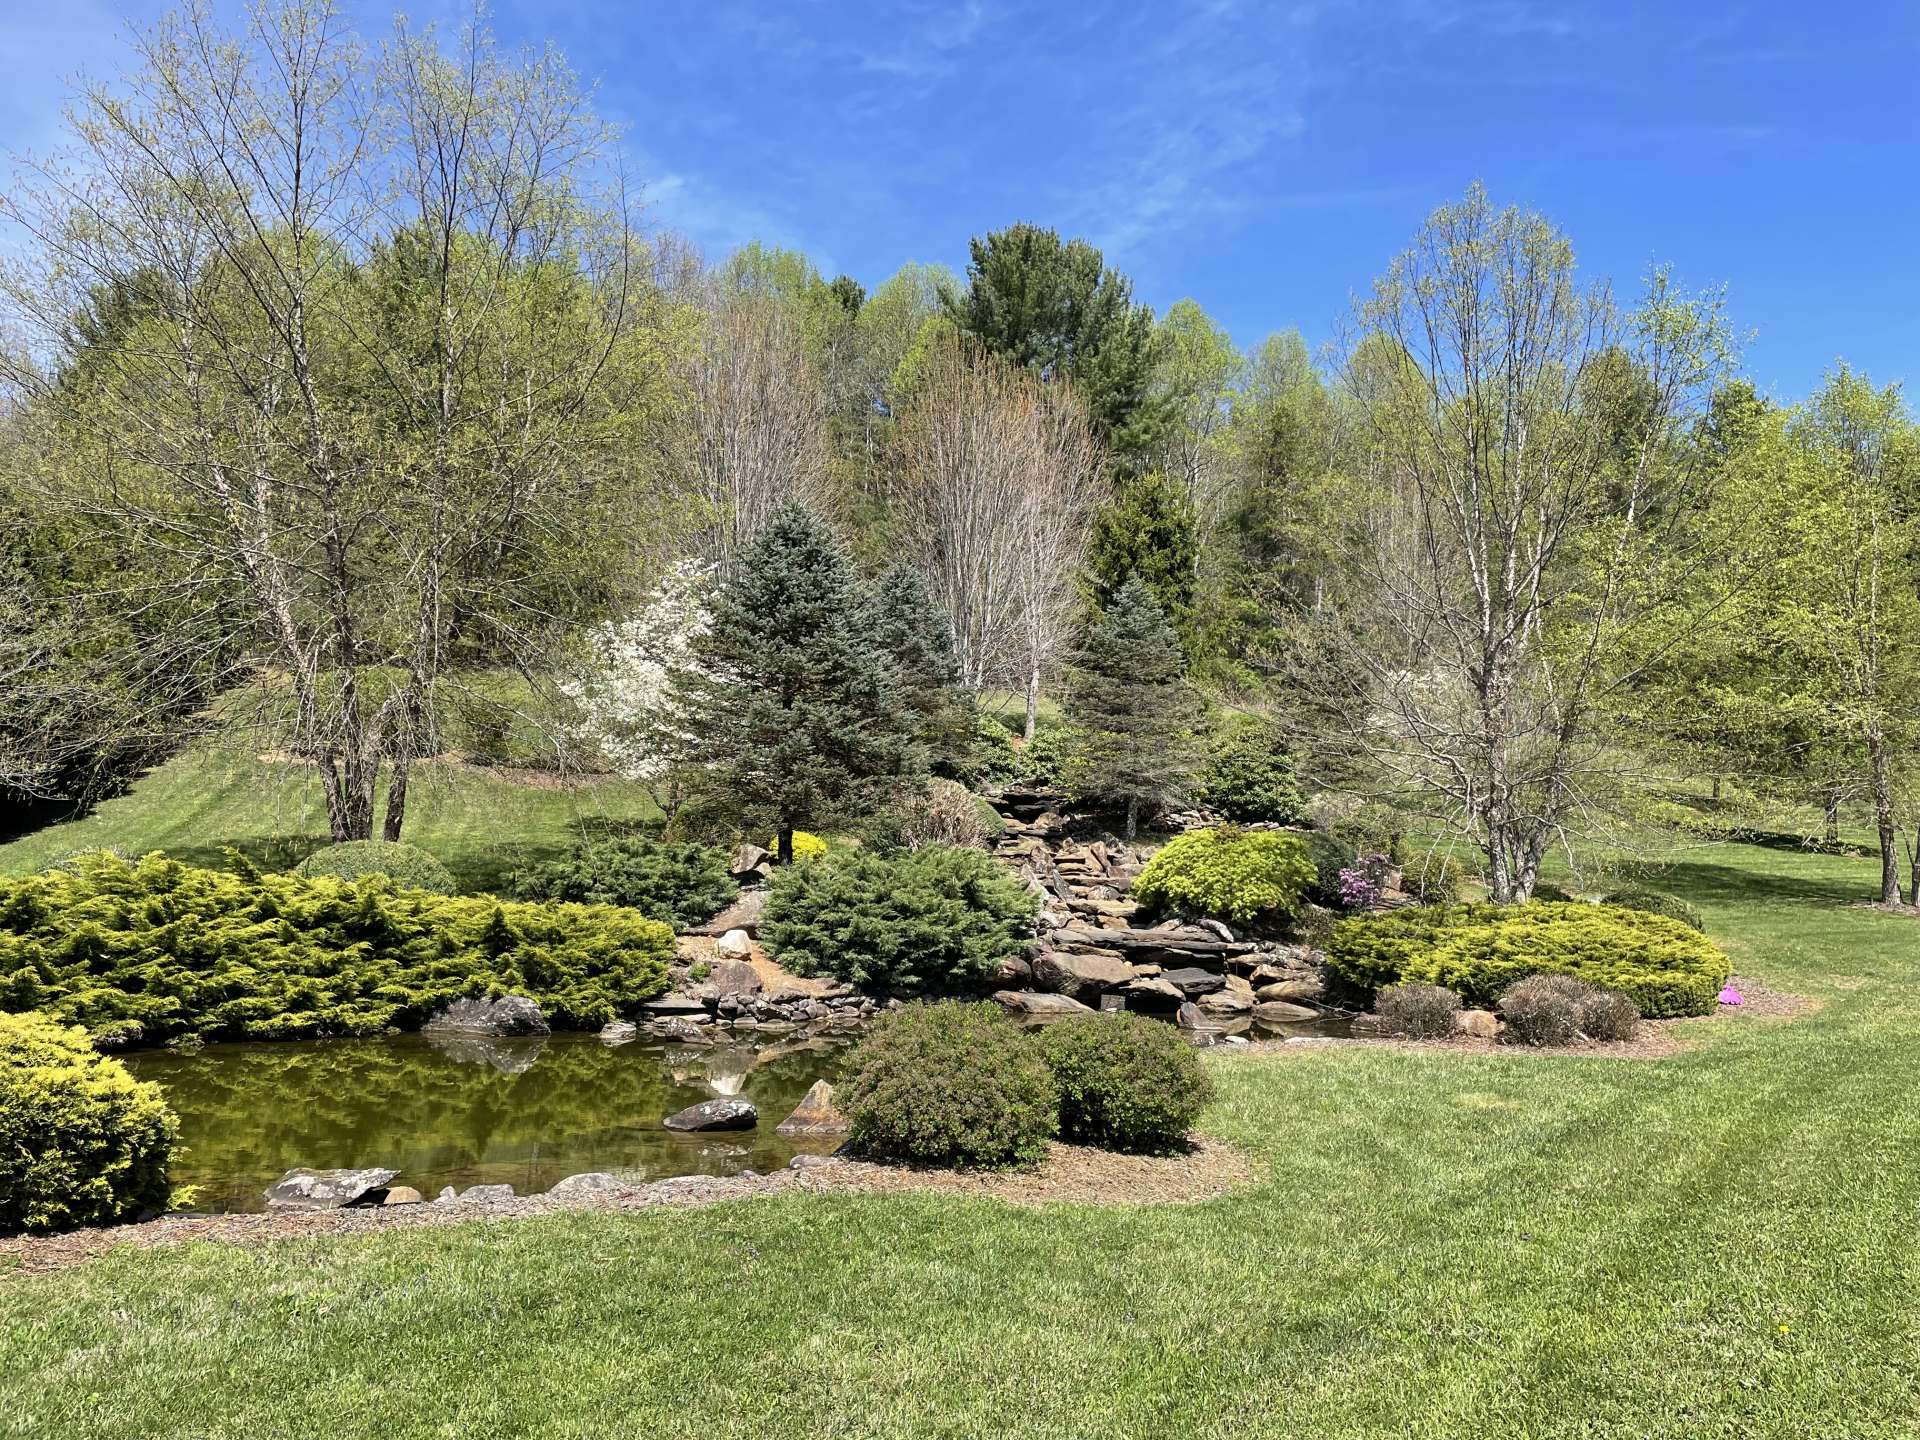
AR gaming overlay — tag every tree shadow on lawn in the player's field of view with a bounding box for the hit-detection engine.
[1659,854,1868,909]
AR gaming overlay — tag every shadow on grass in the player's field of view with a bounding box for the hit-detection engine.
[1661,855,1867,909]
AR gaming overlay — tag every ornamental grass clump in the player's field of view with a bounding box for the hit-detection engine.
[1374,982,1462,1040]
[839,1002,1057,1169]
[1132,827,1317,925]
[1038,1013,1215,1153]
[1325,901,1729,1018]
[508,835,736,928]
[0,1011,179,1233]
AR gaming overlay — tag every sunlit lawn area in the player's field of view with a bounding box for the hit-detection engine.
[2,837,1916,1438]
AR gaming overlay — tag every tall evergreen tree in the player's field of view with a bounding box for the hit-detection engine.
[1063,575,1206,839]
[1086,470,1201,639]
[661,504,919,863]
[869,564,975,772]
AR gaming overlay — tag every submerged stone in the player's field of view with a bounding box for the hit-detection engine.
[663,1097,758,1132]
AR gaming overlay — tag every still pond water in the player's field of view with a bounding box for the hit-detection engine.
[125,1030,855,1212]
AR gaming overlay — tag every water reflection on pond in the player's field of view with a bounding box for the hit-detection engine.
[125,1030,856,1213]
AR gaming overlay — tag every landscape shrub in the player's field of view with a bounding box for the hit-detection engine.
[894,778,1001,852]
[761,844,1038,995]
[1301,829,1355,907]
[507,835,736,928]
[1199,719,1306,824]
[1132,827,1316,925]
[1325,902,1728,1018]
[1531,881,1575,902]
[0,852,675,1044]
[1601,886,1704,932]
[1013,725,1079,787]
[1403,853,1471,905]
[838,1001,1057,1168]
[1497,973,1639,1046]
[771,831,830,863]
[1375,982,1462,1040]
[956,712,1021,788]
[1337,853,1392,910]
[0,1011,179,1233]
[1038,1012,1214,1152]
[293,840,457,894]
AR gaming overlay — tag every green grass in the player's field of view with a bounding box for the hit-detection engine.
[4,840,1920,1437]
[0,747,662,894]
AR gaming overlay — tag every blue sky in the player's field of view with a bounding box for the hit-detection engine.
[6,0,1916,399]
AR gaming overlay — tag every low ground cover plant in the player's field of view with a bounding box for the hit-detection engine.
[508,835,736,928]
[0,1011,179,1233]
[1038,1012,1214,1152]
[1325,901,1729,1017]
[292,840,458,894]
[1133,827,1316,924]
[1375,982,1462,1039]
[0,852,674,1044]
[838,1002,1057,1168]
[761,844,1037,995]
[1498,974,1642,1045]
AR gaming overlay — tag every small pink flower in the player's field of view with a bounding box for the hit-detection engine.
[1718,984,1744,1006]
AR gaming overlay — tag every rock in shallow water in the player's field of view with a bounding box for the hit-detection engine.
[263,1166,399,1211]
[423,995,549,1037]
[599,1020,639,1046]
[775,1080,848,1136]
[663,1097,758,1132]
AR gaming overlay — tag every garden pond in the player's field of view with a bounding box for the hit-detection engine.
[125,1030,857,1212]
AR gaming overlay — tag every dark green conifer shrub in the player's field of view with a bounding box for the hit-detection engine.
[1600,886,1704,932]
[839,1002,1057,1169]
[507,836,736,928]
[1038,1012,1214,1152]
[1200,718,1305,824]
[0,1011,179,1233]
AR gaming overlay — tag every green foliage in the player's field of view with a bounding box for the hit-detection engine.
[1014,725,1080,787]
[1531,882,1575,902]
[1601,886,1704,932]
[761,845,1037,996]
[1037,1013,1214,1153]
[771,831,830,864]
[0,852,674,1044]
[660,503,920,864]
[1299,829,1354,908]
[1326,902,1730,1018]
[1200,718,1305,824]
[0,1010,178,1233]
[1064,576,1205,838]
[293,841,457,895]
[838,1001,1058,1169]
[1374,982,1462,1040]
[1402,854,1471,905]
[871,565,975,774]
[1132,827,1316,924]
[1087,470,1201,625]
[507,836,736,928]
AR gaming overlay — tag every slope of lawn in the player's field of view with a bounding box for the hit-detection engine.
[0,747,662,893]
[3,840,1919,1438]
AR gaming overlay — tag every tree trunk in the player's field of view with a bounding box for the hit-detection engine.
[1866,729,1902,904]
[1024,664,1040,744]
[1824,788,1841,846]
[383,759,411,843]
[1124,795,1139,842]
[1711,774,1722,802]
[777,823,794,866]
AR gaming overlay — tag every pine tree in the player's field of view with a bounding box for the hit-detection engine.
[660,503,919,863]
[1086,470,1200,636]
[869,564,975,772]
[1063,575,1206,839]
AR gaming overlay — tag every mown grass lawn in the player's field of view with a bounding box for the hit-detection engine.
[4,839,1919,1438]
[0,747,661,893]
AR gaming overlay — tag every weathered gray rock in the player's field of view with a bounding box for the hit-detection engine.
[775,1079,849,1136]
[1251,1000,1319,1024]
[599,1020,639,1046]
[454,1183,516,1203]
[1032,949,1132,1002]
[664,1097,758,1131]
[423,995,549,1037]
[991,989,1093,1016]
[714,928,754,961]
[381,1185,425,1206]
[708,958,763,996]
[1121,975,1185,1011]
[688,887,770,938]
[990,954,1033,987]
[729,844,774,881]
[264,1166,398,1211]
[789,1153,841,1171]
[643,992,712,1015]
[1162,966,1227,998]
[1175,1001,1215,1031]
[652,1016,713,1044]
[548,1172,630,1199]
[1197,986,1253,1015]
[1455,1008,1500,1040]
[1255,977,1326,1005]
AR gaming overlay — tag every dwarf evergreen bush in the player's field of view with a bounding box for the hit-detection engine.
[508,835,736,928]
[761,844,1037,995]
[1038,1012,1214,1152]
[1200,719,1305,824]
[1326,902,1728,1018]
[293,840,457,894]
[1601,886,1704,932]
[839,1002,1057,1168]
[0,852,674,1044]
[1132,827,1316,924]
[0,1011,179,1233]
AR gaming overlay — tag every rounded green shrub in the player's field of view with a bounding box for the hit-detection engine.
[1601,886,1704,932]
[1038,1013,1214,1152]
[1013,725,1079,787]
[1132,827,1316,925]
[508,835,736,928]
[1325,902,1729,1018]
[1375,981,1462,1039]
[761,844,1037,995]
[839,1001,1057,1168]
[292,840,458,894]
[1403,853,1471,905]
[0,1011,179,1233]
[1200,718,1305,824]
[0,852,675,1044]
[1301,829,1354,908]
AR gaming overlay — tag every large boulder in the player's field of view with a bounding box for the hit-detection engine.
[663,1097,758,1132]
[643,992,712,1016]
[991,990,1093,1017]
[1031,950,1132,1002]
[1251,1000,1319,1024]
[1121,974,1185,1012]
[708,959,763,996]
[1255,977,1326,1005]
[729,844,774,882]
[1197,985,1253,1016]
[775,1080,849,1136]
[1162,967,1227,998]
[264,1166,398,1211]
[423,995,549,1037]
[1455,1009,1501,1040]
[714,929,754,962]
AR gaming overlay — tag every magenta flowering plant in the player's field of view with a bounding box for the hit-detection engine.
[1337,853,1394,910]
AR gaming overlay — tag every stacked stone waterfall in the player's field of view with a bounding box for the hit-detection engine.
[987,784,1327,1032]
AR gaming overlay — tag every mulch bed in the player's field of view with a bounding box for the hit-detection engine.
[0,1137,1254,1278]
